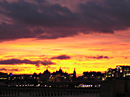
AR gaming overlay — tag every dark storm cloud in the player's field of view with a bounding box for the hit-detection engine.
[1,0,75,27]
[79,0,130,33]
[0,59,55,66]
[85,55,112,59]
[0,0,130,41]
[51,55,71,60]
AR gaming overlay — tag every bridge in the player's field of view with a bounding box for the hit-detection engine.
[1,80,130,97]
[0,87,99,97]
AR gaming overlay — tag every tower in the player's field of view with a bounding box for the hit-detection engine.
[73,68,76,79]
[59,67,63,74]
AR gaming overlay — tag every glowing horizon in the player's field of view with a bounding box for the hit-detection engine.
[0,0,130,77]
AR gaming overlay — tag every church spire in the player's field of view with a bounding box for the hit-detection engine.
[73,68,76,78]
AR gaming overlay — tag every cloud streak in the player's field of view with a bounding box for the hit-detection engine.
[51,55,71,60]
[0,59,55,66]
[85,55,113,59]
[0,68,21,71]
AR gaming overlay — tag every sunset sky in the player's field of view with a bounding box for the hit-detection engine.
[0,0,130,76]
